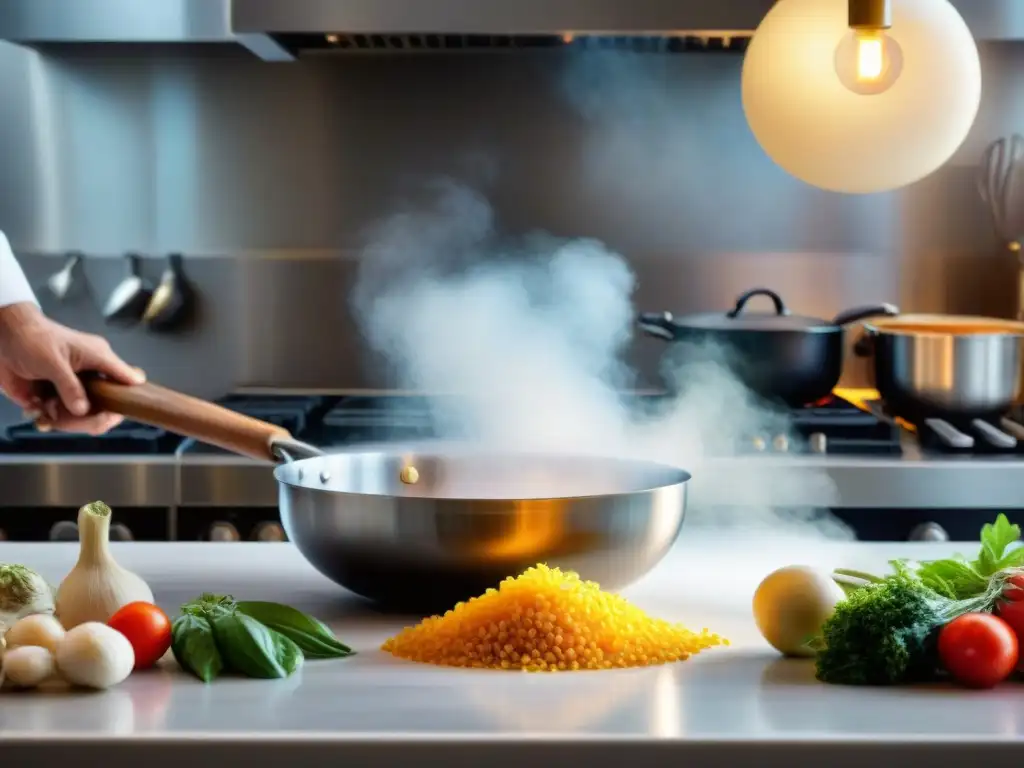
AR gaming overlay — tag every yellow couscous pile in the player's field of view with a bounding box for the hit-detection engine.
[382,564,726,671]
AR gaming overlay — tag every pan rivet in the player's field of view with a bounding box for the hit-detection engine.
[319,470,331,484]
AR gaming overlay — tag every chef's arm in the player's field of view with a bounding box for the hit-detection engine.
[0,231,37,309]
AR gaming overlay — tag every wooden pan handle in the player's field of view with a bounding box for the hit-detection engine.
[85,379,291,462]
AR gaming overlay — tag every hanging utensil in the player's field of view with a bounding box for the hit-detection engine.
[102,253,153,326]
[978,135,1024,319]
[44,251,84,302]
[81,376,691,612]
[142,253,194,332]
[978,135,1024,246]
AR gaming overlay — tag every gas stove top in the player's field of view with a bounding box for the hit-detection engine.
[0,391,901,457]
[1,389,1024,515]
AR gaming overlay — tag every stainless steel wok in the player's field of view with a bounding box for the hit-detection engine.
[85,379,691,612]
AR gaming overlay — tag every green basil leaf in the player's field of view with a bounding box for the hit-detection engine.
[914,559,989,600]
[976,514,1020,575]
[211,612,303,679]
[235,601,353,659]
[171,613,223,683]
[997,545,1024,570]
[181,593,237,620]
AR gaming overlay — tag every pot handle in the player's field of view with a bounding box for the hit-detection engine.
[830,303,900,327]
[637,311,679,340]
[83,378,322,463]
[727,288,788,319]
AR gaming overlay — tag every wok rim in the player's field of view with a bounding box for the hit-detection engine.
[273,449,692,504]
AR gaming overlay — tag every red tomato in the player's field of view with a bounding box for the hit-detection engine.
[108,602,173,670]
[996,574,1024,670]
[938,613,1018,689]
[997,598,1024,641]
[1003,573,1024,602]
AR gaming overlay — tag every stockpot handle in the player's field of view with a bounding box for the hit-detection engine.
[830,303,900,327]
[726,288,788,319]
[84,378,323,463]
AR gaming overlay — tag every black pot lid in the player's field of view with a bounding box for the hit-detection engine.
[672,289,835,333]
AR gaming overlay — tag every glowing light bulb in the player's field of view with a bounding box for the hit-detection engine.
[856,34,883,79]
[741,0,982,194]
[834,28,904,95]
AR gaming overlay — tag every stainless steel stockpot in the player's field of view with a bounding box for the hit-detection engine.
[856,314,1024,419]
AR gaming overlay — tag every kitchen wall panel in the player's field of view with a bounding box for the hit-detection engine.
[0,40,1020,405]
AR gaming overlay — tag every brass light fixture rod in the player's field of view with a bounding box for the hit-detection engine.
[848,0,892,30]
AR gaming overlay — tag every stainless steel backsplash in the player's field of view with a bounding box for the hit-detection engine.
[0,40,1022,407]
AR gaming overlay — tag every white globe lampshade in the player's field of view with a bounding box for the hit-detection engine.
[741,0,981,194]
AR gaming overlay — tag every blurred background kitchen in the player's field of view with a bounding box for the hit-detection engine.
[0,0,1021,543]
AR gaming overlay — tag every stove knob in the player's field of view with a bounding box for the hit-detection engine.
[49,521,79,542]
[809,433,828,454]
[772,434,789,453]
[751,436,767,452]
[251,522,287,542]
[207,522,240,542]
[908,522,950,542]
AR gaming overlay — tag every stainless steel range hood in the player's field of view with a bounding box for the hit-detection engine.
[232,0,775,36]
[0,0,293,60]
[231,0,774,56]
[232,0,1024,57]
[1,0,1023,62]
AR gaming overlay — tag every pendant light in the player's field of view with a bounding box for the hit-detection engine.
[741,0,981,194]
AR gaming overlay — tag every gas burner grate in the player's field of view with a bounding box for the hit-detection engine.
[627,392,901,456]
[0,421,180,455]
[181,395,331,455]
[316,395,446,445]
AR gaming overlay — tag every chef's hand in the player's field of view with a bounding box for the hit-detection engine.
[0,302,145,434]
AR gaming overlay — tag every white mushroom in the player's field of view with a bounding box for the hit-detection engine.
[2,646,56,689]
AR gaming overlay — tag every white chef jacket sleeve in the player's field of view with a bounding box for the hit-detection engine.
[0,231,38,308]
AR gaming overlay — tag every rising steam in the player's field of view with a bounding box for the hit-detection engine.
[351,177,849,540]
[349,51,850,540]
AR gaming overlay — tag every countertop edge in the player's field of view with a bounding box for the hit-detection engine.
[3,737,1022,767]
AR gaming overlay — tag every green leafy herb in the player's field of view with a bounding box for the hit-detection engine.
[181,593,237,619]
[171,613,223,683]
[174,593,353,681]
[210,611,303,679]
[235,601,353,659]
[892,513,1024,600]
[815,574,1007,686]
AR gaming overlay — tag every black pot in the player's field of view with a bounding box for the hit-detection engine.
[638,288,899,408]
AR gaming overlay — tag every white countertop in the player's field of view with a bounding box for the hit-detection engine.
[2,534,1023,766]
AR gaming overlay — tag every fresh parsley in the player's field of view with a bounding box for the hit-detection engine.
[892,513,1024,600]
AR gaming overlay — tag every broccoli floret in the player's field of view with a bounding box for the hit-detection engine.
[815,576,958,686]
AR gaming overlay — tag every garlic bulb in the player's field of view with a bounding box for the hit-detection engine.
[55,502,153,629]
[0,563,55,634]
[6,614,65,654]
[55,622,134,690]
[3,645,55,689]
